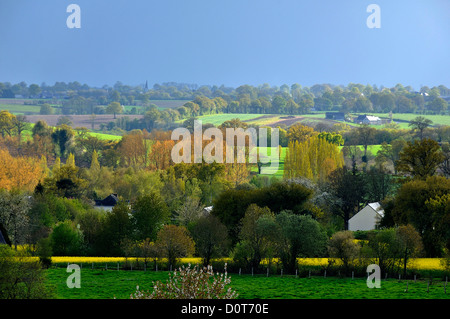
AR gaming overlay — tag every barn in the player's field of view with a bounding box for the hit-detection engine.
[354,115,382,125]
[94,193,119,211]
[348,202,384,231]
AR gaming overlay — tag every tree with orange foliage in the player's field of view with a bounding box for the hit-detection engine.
[0,149,47,192]
[149,140,175,170]
[118,131,150,168]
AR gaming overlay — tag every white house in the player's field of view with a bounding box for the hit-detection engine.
[348,202,384,231]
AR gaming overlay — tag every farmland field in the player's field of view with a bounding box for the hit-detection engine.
[44,267,450,299]
[24,114,143,130]
[87,132,123,141]
[350,112,450,127]
[0,103,41,114]
[149,99,190,109]
[253,146,286,178]
[178,113,267,126]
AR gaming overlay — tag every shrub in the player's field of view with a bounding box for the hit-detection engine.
[36,237,53,268]
[130,263,238,299]
[0,245,53,299]
[328,230,361,273]
[155,225,195,268]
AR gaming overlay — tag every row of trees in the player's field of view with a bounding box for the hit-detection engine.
[2,81,448,120]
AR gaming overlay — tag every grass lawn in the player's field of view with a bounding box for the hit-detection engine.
[44,268,450,299]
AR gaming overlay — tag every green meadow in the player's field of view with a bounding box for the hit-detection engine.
[45,268,450,299]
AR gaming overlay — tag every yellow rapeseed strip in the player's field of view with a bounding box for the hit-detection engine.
[17,256,447,271]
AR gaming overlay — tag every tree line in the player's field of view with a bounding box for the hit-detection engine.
[2,81,448,122]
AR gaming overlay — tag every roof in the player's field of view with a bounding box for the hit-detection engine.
[203,206,213,213]
[95,194,119,206]
[0,230,6,245]
[355,115,381,122]
[367,202,384,217]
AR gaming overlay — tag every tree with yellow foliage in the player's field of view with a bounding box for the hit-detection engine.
[286,123,317,143]
[0,149,47,192]
[284,135,344,182]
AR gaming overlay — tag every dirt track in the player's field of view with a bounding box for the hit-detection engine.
[266,116,304,127]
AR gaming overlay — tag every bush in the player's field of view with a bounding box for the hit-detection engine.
[155,225,195,268]
[130,263,238,299]
[50,220,84,256]
[0,245,53,299]
[328,230,361,273]
[36,237,53,268]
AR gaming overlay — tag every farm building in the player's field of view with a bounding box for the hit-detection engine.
[94,193,119,211]
[354,115,382,125]
[325,112,346,121]
[348,202,384,231]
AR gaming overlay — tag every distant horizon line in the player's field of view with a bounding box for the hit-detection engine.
[1,80,448,91]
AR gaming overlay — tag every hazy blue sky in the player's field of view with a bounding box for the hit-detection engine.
[0,0,448,89]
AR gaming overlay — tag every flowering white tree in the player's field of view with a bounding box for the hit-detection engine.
[130,263,238,299]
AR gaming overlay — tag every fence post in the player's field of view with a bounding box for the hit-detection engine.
[295,269,298,278]
[239,268,241,276]
[267,268,269,277]
[117,263,119,271]
[252,267,254,276]
[352,271,354,280]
